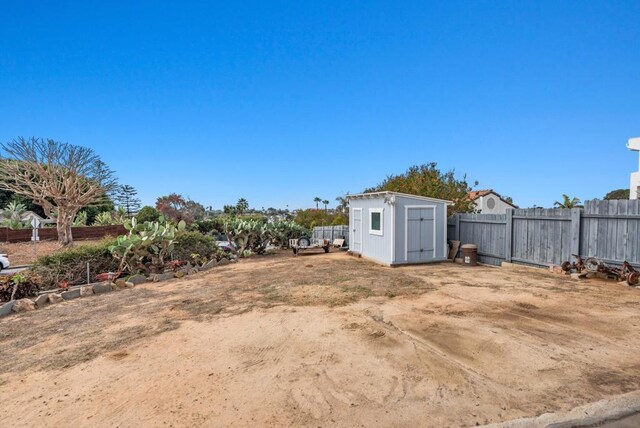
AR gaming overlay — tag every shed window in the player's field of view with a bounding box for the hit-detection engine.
[369,209,383,236]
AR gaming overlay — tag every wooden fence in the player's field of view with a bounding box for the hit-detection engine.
[447,199,640,268]
[312,225,349,245]
[0,225,127,243]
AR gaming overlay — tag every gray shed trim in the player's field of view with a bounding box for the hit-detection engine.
[347,191,453,205]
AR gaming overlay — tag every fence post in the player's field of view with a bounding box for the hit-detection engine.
[505,209,513,262]
[570,208,581,256]
[455,214,461,241]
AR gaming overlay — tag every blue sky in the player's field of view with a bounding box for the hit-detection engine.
[1,1,638,210]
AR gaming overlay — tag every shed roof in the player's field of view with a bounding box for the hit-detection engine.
[346,191,452,205]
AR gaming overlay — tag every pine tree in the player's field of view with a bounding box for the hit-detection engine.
[115,185,141,218]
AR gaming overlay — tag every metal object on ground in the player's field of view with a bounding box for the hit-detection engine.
[289,237,330,256]
[561,255,640,285]
[460,244,477,266]
[562,254,586,273]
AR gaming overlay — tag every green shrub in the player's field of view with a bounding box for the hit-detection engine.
[190,218,225,235]
[135,206,160,223]
[31,239,120,290]
[172,231,220,262]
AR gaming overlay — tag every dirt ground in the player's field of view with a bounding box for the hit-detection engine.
[1,251,640,427]
[0,239,102,266]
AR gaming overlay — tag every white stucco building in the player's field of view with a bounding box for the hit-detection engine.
[468,190,517,214]
[629,137,640,200]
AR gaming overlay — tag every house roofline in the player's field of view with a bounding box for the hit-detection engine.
[469,190,518,208]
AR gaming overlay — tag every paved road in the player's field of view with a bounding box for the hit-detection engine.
[597,412,640,428]
[0,267,29,275]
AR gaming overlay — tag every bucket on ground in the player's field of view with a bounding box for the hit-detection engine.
[461,244,478,266]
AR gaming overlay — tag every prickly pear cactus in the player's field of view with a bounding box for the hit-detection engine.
[109,216,186,274]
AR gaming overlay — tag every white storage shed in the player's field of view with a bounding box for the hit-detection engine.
[347,192,452,266]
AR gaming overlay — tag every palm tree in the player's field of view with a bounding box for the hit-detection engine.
[322,199,329,212]
[313,197,322,210]
[335,195,348,214]
[554,194,582,208]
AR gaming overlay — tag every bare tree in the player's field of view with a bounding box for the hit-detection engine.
[0,137,117,246]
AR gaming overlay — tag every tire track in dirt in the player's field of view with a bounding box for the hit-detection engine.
[432,288,640,355]
[360,305,514,397]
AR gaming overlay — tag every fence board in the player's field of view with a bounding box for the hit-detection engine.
[448,200,640,269]
[0,225,127,243]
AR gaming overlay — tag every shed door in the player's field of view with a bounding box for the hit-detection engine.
[351,208,362,253]
[406,207,435,262]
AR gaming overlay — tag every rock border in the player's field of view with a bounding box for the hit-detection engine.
[0,257,235,318]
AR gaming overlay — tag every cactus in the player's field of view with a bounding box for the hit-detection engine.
[223,218,310,255]
[109,216,186,274]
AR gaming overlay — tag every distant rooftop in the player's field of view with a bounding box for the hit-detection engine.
[467,189,518,208]
[628,137,640,151]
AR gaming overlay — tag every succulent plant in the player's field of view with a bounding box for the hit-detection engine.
[73,211,88,226]
[223,218,309,256]
[109,216,186,274]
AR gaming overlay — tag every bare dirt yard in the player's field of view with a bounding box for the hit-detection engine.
[1,251,640,427]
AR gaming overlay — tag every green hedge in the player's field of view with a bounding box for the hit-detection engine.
[172,231,220,262]
[31,239,120,289]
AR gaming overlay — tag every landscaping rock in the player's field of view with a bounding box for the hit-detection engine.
[201,259,218,270]
[127,274,146,285]
[34,294,50,308]
[152,272,175,282]
[61,289,81,300]
[175,270,185,278]
[188,268,199,275]
[124,281,135,288]
[93,282,113,294]
[12,298,36,313]
[217,258,230,266]
[0,301,15,316]
[115,279,127,288]
[80,286,94,297]
[48,293,64,304]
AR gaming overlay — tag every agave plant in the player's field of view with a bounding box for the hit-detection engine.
[93,211,114,226]
[113,207,127,224]
[2,201,27,229]
[73,211,88,227]
[108,216,186,274]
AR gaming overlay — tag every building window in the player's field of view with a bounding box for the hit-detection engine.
[369,208,383,236]
[486,197,496,209]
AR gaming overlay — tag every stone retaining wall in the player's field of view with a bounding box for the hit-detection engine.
[0,258,233,317]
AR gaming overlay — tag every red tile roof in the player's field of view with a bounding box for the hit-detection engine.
[467,189,493,201]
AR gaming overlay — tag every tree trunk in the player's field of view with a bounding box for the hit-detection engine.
[56,209,75,246]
